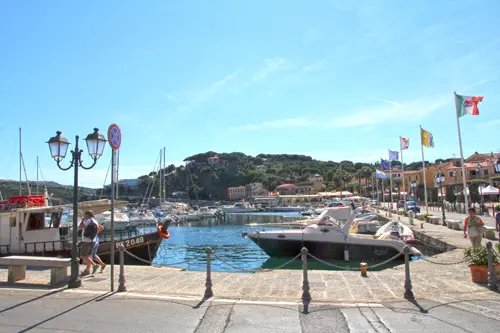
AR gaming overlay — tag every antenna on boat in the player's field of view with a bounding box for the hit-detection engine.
[18,128,31,196]
[99,160,112,200]
[36,156,39,194]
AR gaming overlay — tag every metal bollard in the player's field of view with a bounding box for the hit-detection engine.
[403,246,414,299]
[486,242,498,291]
[360,262,367,277]
[301,247,312,301]
[117,245,127,292]
[204,247,214,298]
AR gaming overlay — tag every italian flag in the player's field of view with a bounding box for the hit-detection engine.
[455,93,484,117]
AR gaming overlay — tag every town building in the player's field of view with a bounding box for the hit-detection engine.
[227,186,247,200]
[275,184,296,195]
[245,182,267,197]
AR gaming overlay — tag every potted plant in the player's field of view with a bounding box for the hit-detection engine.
[463,246,500,283]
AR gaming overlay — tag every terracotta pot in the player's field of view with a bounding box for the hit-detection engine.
[469,264,500,283]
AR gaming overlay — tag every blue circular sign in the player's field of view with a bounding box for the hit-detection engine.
[107,124,121,150]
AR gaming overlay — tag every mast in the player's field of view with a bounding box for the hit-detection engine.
[163,147,166,201]
[19,128,22,196]
[420,126,429,215]
[454,92,469,208]
[36,156,39,195]
[159,149,163,202]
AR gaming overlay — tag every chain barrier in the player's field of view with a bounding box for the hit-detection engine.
[122,248,154,265]
[419,256,468,265]
[306,250,404,270]
[211,251,302,273]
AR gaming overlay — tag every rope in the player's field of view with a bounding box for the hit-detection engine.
[307,250,403,270]
[211,251,302,273]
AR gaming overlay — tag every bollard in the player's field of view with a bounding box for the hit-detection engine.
[204,247,214,298]
[117,244,127,292]
[360,262,367,277]
[403,246,414,299]
[486,242,498,291]
[408,211,414,225]
[301,247,312,301]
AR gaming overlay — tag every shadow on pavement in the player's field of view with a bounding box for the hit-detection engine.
[17,291,113,333]
[0,288,66,314]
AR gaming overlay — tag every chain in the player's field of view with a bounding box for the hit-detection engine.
[492,247,500,261]
[154,255,203,267]
[307,250,403,270]
[420,256,467,265]
[211,251,301,273]
[122,248,153,265]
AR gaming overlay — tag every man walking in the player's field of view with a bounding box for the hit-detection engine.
[92,222,107,274]
[79,210,98,276]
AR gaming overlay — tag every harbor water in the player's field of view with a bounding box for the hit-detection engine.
[152,213,442,272]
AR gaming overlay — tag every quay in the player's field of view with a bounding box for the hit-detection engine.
[1,208,500,332]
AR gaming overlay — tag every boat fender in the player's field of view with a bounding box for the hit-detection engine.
[344,249,349,262]
[158,225,170,239]
[242,232,248,238]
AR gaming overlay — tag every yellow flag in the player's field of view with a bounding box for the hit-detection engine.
[420,127,435,148]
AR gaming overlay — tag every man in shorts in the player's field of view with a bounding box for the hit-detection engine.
[79,210,98,276]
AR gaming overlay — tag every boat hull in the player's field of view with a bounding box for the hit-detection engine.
[248,236,403,261]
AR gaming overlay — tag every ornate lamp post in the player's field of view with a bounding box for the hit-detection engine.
[47,128,107,288]
[434,172,446,225]
[475,163,485,214]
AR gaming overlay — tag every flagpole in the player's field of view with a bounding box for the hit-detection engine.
[454,92,469,209]
[382,176,386,207]
[420,126,429,215]
[400,137,407,210]
[389,153,393,206]
[376,172,379,202]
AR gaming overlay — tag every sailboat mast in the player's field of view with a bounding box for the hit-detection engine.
[163,147,166,201]
[36,156,39,195]
[19,128,22,196]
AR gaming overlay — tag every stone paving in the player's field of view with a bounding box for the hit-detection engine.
[1,209,500,304]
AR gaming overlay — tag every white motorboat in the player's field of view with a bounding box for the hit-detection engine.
[94,211,131,231]
[374,221,416,244]
[266,206,304,212]
[222,202,258,213]
[245,208,421,261]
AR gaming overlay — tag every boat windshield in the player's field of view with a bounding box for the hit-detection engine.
[316,215,344,228]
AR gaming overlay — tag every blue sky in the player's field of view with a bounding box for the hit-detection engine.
[1,0,499,188]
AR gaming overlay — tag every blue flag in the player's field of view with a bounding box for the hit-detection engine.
[376,170,387,179]
[388,150,399,161]
[380,159,390,170]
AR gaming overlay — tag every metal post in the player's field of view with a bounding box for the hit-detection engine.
[486,242,498,291]
[117,244,127,292]
[110,149,116,292]
[204,247,213,298]
[403,246,414,299]
[301,247,312,301]
[441,185,446,226]
[68,136,82,289]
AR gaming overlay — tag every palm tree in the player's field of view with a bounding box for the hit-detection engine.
[360,166,374,197]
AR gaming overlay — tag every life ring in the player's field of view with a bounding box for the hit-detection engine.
[158,225,170,239]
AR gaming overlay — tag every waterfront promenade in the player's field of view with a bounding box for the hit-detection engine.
[1,208,500,331]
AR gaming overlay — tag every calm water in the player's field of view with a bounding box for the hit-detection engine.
[151,214,440,272]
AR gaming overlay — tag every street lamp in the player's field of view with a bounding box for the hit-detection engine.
[475,163,484,214]
[410,181,417,200]
[434,172,446,225]
[47,128,106,288]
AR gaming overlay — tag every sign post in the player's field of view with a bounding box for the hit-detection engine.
[107,124,121,291]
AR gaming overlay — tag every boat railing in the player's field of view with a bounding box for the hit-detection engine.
[99,227,156,243]
[24,240,69,254]
[0,244,10,255]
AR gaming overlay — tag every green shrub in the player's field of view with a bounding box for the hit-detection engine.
[495,204,500,212]
[423,213,432,218]
[464,246,499,266]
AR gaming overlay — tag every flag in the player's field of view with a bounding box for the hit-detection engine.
[400,137,409,150]
[455,94,484,117]
[376,170,387,179]
[388,150,399,161]
[420,127,435,148]
[380,159,390,170]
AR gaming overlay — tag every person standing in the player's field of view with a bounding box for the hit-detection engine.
[91,221,107,274]
[463,207,485,247]
[78,210,98,276]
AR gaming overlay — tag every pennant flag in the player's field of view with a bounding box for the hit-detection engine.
[455,94,484,117]
[380,159,390,170]
[420,127,435,148]
[400,137,409,150]
[388,150,399,161]
[376,170,387,179]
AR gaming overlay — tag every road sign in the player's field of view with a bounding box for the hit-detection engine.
[107,124,121,150]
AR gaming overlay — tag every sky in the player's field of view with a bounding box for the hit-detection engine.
[1,0,499,188]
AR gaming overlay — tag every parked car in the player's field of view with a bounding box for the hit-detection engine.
[405,201,420,213]
[371,200,379,206]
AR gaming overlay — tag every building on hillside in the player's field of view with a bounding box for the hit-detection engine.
[295,182,314,194]
[308,174,325,193]
[245,182,267,197]
[208,155,224,168]
[256,165,267,173]
[227,186,247,200]
[275,184,296,195]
